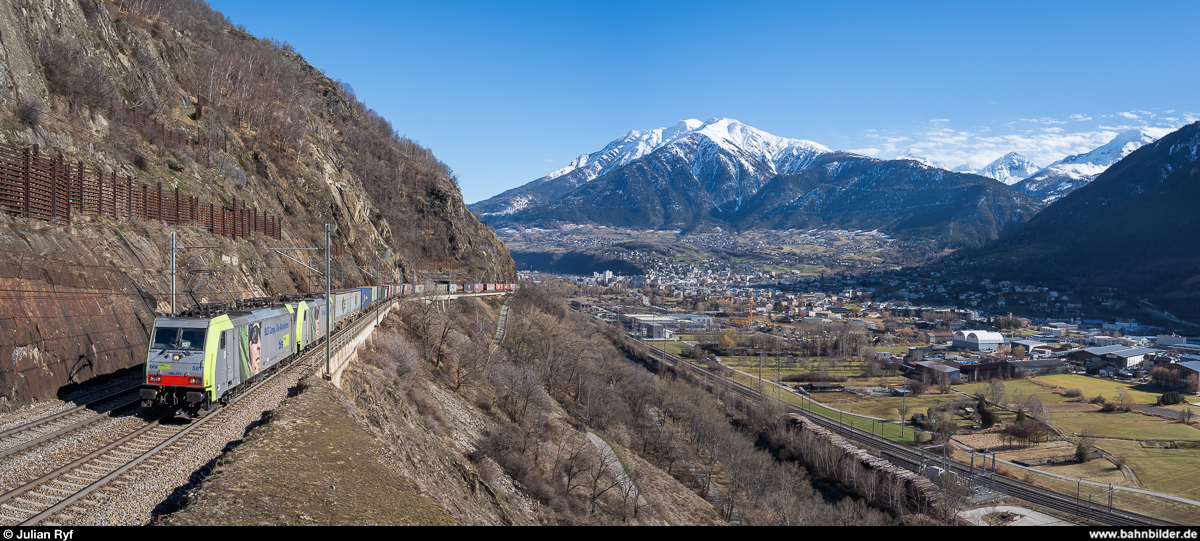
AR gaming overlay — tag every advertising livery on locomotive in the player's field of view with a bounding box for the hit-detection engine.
[140,283,517,417]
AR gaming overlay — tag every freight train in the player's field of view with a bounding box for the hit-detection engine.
[140,282,517,417]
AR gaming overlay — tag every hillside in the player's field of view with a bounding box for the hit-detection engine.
[160,287,941,526]
[1012,130,1159,202]
[0,0,514,406]
[729,153,1042,247]
[957,121,1200,321]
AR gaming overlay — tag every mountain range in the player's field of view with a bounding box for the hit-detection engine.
[472,119,1172,249]
[470,118,830,218]
[472,118,1044,247]
[961,121,1200,321]
[1012,130,1159,202]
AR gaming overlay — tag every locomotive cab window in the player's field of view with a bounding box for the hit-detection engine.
[151,327,207,351]
[179,329,206,351]
[151,327,179,349]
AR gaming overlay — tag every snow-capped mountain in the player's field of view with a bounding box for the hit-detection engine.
[470,118,830,217]
[894,149,949,170]
[1014,130,1158,201]
[971,121,1200,319]
[471,118,1044,247]
[974,152,1040,185]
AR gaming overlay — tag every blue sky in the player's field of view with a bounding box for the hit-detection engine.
[207,0,1199,203]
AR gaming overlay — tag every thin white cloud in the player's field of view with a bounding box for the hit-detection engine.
[1142,127,1175,138]
[847,147,881,156]
[1017,117,1067,125]
[1097,124,1152,131]
[859,109,1188,172]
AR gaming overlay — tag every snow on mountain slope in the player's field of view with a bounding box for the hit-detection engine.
[1015,130,1159,201]
[895,149,949,170]
[1041,130,1156,177]
[547,118,830,183]
[975,152,1040,185]
[472,118,831,217]
[541,119,704,184]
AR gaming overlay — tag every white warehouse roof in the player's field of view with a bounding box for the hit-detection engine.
[955,330,1004,343]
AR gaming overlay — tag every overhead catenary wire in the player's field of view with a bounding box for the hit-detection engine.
[0,287,292,298]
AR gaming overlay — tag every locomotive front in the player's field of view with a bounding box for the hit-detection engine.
[141,317,214,417]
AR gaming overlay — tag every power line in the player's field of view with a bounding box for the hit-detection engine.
[0,287,285,298]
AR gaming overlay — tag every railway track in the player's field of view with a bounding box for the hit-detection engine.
[0,348,306,526]
[798,408,1175,527]
[0,388,142,460]
[631,338,1181,527]
[0,297,398,526]
[0,376,143,436]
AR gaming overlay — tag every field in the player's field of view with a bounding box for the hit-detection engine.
[1050,411,1200,441]
[834,394,955,421]
[717,354,906,386]
[1093,439,1200,500]
[643,339,690,356]
[958,378,1072,405]
[987,456,1200,526]
[1036,374,1168,405]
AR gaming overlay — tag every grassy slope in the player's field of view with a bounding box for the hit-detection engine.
[161,377,455,526]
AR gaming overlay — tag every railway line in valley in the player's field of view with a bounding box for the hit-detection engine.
[627,337,1181,527]
[0,290,506,525]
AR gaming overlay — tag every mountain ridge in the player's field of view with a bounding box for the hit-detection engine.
[471,118,829,218]
[474,119,1044,247]
[1013,129,1159,202]
[960,121,1200,320]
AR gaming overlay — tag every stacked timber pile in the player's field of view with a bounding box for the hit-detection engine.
[789,414,942,512]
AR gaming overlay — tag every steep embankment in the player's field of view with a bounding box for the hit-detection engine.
[162,289,924,526]
[162,305,724,526]
[160,374,457,526]
[0,0,514,406]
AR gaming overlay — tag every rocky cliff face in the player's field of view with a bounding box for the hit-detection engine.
[0,0,514,406]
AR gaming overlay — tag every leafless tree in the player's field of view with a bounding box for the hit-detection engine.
[491,362,548,425]
[987,378,1007,406]
[586,445,622,515]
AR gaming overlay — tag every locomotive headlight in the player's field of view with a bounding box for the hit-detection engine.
[148,375,161,383]
[173,354,181,361]
[188,377,202,385]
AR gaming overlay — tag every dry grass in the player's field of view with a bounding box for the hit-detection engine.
[161,377,455,525]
